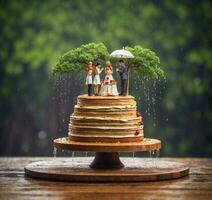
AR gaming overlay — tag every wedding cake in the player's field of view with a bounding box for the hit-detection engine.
[68,95,144,143]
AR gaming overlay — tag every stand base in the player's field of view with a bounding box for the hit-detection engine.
[90,152,124,169]
[25,158,189,182]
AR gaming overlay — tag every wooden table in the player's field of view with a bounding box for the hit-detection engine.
[0,157,211,200]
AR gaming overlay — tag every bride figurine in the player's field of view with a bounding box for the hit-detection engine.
[85,61,93,96]
[105,61,113,82]
[99,61,118,96]
[93,62,103,96]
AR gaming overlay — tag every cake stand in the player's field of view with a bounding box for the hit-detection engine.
[25,137,190,182]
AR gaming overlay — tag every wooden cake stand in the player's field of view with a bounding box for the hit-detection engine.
[25,138,190,182]
[54,137,161,169]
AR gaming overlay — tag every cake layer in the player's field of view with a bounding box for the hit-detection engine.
[69,116,143,136]
[68,95,144,142]
[69,135,144,143]
[69,125,144,137]
[70,116,142,126]
[77,95,136,107]
[74,106,136,119]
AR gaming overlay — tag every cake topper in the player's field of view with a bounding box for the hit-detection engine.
[110,48,134,96]
[105,61,113,82]
[93,62,103,96]
[85,61,93,96]
[53,43,165,96]
[116,60,128,96]
[98,61,118,96]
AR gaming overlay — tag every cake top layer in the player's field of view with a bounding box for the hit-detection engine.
[77,95,136,107]
[77,95,135,100]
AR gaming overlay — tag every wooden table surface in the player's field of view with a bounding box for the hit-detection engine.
[0,157,211,200]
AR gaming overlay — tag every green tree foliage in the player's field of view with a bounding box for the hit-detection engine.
[53,43,109,74]
[125,45,165,95]
[53,43,164,79]
[127,46,164,79]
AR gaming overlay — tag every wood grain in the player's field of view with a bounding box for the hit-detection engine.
[24,158,189,182]
[0,157,212,200]
[53,138,161,152]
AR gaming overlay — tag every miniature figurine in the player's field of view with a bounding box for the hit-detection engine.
[110,80,119,96]
[93,62,103,96]
[99,78,111,96]
[105,61,114,82]
[116,60,128,96]
[85,61,93,96]
[98,61,119,96]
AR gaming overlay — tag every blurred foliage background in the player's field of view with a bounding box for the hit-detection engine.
[0,0,211,157]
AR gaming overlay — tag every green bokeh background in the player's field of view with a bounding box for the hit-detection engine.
[0,0,211,157]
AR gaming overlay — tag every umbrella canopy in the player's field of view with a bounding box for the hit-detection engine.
[110,48,134,58]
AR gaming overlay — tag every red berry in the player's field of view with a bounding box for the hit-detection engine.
[136,112,141,117]
[135,130,140,135]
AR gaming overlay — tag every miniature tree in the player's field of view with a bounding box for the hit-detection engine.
[125,46,165,95]
[53,43,109,74]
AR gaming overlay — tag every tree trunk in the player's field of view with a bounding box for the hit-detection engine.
[126,65,130,96]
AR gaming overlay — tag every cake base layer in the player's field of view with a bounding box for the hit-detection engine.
[69,135,144,143]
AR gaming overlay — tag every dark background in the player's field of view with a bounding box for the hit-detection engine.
[0,0,211,157]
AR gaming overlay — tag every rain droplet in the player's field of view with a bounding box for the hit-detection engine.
[53,147,57,157]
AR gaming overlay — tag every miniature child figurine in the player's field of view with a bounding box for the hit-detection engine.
[116,60,128,96]
[85,61,93,96]
[111,80,119,96]
[105,61,114,82]
[93,62,103,96]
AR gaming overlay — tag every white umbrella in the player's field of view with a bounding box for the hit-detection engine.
[110,48,134,58]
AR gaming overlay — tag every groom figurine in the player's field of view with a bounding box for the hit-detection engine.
[116,60,128,96]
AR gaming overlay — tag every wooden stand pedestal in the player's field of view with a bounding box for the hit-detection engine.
[90,152,124,169]
[24,138,189,182]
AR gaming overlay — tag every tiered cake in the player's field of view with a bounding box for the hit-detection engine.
[68,95,144,142]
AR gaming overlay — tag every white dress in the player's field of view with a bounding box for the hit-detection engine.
[105,71,113,82]
[93,67,102,85]
[99,79,118,96]
[111,84,118,95]
[99,82,118,96]
[85,72,92,85]
[99,68,118,96]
